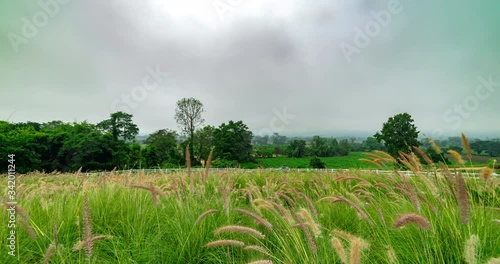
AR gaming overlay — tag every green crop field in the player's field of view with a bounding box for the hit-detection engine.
[240,152,381,169]
[1,161,499,263]
[240,152,493,170]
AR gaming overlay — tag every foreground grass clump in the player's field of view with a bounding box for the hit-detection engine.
[0,159,499,263]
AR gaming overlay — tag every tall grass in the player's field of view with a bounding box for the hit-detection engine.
[0,149,499,263]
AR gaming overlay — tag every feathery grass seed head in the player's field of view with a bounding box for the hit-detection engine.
[393,213,431,230]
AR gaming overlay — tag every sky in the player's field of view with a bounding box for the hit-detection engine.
[1,0,499,139]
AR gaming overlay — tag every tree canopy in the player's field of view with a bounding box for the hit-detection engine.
[175,97,205,163]
[213,120,253,163]
[97,112,139,142]
[374,113,420,159]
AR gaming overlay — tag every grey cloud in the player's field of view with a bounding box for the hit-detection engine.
[1,0,499,138]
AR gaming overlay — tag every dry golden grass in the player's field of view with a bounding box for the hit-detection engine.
[448,150,465,166]
[332,237,348,263]
[350,238,370,264]
[429,139,442,155]
[461,133,472,160]
[481,167,493,181]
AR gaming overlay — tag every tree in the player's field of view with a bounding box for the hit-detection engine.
[309,156,325,168]
[254,145,274,158]
[193,125,215,161]
[0,124,45,173]
[374,113,420,159]
[364,136,384,151]
[145,129,181,166]
[59,122,128,171]
[0,119,135,173]
[213,120,253,163]
[174,98,205,163]
[98,112,139,142]
[425,147,450,164]
[310,136,329,157]
[252,135,269,145]
[471,140,500,157]
[338,139,350,156]
[327,138,340,156]
[271,133,287,145]
[288,139,306,158]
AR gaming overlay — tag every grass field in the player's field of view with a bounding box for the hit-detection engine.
[240,152,495,170]
[242,153,383,169]
[1,155,499,263]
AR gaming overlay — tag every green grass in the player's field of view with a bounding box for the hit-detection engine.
[240,152,494,170]
[0,163,499,263]
[241,152,386,169]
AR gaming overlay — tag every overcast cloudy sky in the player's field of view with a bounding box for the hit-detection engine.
[1,0,499,138]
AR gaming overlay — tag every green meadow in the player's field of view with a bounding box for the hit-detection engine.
[1,156,499,263]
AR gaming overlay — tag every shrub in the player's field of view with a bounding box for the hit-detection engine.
[309,156,326,168]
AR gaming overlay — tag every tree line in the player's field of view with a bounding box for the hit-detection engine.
[0,98,254,173]
[1,100,498,173]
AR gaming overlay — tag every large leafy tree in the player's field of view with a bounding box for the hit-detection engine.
[174,98,205,163]
[374,113,420,159]
[338,139,350,156]
[58,122,128,171]
[213,120,253,163]
[310,136,328,157]
[194,125,215,161]
[98,112,139,142]
[144,129,181,166]
[0,119,135,173]
[364,136,384,151]
[0,123,45,173]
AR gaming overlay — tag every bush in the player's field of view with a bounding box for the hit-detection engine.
[309,156,326,168]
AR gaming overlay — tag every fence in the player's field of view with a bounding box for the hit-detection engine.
[82,168,495,178]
